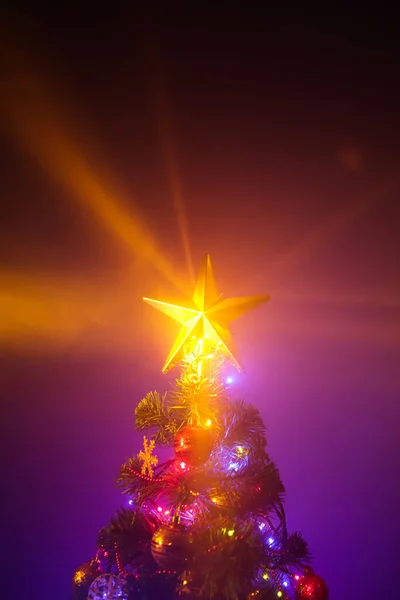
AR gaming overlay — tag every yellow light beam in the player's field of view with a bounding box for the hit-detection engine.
[0,271,149,353]
[140,30,195,285]
[0,273,110,345]
[0,34,184,293]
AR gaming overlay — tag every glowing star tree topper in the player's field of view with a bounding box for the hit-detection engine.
[143,254,270,373]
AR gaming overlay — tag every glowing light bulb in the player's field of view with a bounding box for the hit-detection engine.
[182,580,188,586]
[164,510,170,515]
[205,419,212,427]
[268,537,274,546]
[128,499,134,505]
[283,582,288,587]
[180,461,186,469]
[262,573,269,580]
[277,592,283,598]
[211,497,218,503]
[227,529,235,537]
[237,445,244,455]
[157,506,163,512]
[226,376,234,384]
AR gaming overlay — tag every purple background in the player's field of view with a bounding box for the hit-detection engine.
[0,7,399,600]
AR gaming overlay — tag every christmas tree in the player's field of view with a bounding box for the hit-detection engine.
[73,254,328,600]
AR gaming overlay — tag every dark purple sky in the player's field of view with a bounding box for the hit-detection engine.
[0,6,399,600]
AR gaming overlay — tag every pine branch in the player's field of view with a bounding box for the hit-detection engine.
[205,458,285,519]
[97,508,155,571]
[135,391,178,444]
[117,457,169,505]
[257,583,284,600]
[222,400,267,454]
[168,359,229,429]
[135,356,231,446]
[189,519,265,600]
[238,459,285,513]
[185,517,309,599]
[271,532,311,571]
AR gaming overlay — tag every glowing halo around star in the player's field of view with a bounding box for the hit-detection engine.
[143,254,270,372]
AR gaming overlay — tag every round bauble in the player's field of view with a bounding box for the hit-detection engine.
[88,574,128,600]
[72,561,100,598]
[174,425,214,466]
[151,522,190,570]
[295,568,329,600]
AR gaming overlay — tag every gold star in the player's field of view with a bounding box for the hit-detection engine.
[143,254,270,372]
[138,436,158,477]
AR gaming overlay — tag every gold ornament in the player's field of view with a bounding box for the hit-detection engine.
[151,522,190,569]
[137,436,158,477]
[143,254,269,372]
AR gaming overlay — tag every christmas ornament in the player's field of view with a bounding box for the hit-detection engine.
[174,425,214,466]
[72,560,100,597]
[295,567,329,600]
[88,574,128,600]
[143,253,270,372]
[151,521,190,570]
[138,435,158,477]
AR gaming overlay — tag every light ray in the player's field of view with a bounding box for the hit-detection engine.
[0,271,150,354]
[0,273,111,346]
[140,32,195,284]
[0,34,185,293]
